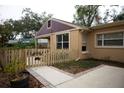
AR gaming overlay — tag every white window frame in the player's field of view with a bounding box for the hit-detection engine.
[95,30,124,48]
[56,32,70,49]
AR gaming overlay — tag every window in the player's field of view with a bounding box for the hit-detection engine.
[82,45,86,51]
[56,33,69,49]
[48,20,51,28]
[82,41,87,51]
[104,32,123,46]
[96,32,124,47]
[82,33,87,52]
[97,34,102,46]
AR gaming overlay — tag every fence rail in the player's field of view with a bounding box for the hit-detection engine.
[0,48,72,68]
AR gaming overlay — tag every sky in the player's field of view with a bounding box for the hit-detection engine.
[0,0,76,22]
[0,0,124,23]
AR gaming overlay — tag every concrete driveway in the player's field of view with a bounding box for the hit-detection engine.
[27,65,124,88]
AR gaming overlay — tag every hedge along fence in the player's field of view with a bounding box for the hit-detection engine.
[0,48,73,68]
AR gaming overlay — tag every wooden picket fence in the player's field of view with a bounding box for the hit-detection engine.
[26,49,71,67]
[0,48,72,68]
[0,49,26,68]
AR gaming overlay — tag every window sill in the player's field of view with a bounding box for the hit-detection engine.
[95,46,124,49]
[82,51,88,54]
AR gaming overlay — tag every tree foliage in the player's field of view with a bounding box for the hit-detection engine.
[16,8,52,38]
[21,8,52,32]
[102,5,120,23]
[73,5,124,27]
[73,5,100,27]
[114,12,124,21]
[0,8,52,47]
[0,19,14,46]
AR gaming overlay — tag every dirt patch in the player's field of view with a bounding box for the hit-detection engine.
[52,60,101,74]
[0,71,44,88]
[0,72,10,87]
[52,59,124,74]
[28,74,44,88]
[61,65,88,74]
[64,68,87,74]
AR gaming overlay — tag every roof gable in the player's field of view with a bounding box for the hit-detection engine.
[36,18,81,36]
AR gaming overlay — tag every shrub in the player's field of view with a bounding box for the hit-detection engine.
[4,61,26,74]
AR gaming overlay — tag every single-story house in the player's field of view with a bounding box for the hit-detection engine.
[35,18,124,63]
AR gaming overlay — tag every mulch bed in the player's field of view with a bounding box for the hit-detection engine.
[0,70,44,88]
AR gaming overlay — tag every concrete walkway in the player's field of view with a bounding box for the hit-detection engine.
[27,65,124,88]
[56,65,124,88]
[27,66,73,87]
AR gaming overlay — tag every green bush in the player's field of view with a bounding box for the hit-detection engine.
[4,61,26,74]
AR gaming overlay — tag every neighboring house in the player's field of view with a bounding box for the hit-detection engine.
[37,39,48,48]
[20,38,34,44]
[35,18,124,63]
[8,40,19,44]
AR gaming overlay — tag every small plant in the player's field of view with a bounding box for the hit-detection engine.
[3,60,29,88]
[4,60,26,76]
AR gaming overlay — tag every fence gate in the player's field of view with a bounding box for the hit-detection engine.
[26,49,49,67]
[26,49,71,67]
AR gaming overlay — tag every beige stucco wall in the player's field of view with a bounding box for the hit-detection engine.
[49,29,88,60]
[69,30,89,59]
[50,33,56,50]
[69,30,80,59]
[88,25,124,63]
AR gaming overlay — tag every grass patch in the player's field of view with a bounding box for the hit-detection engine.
[53,60,100,69]
[52,59,101,74]
[52,59,124,74]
